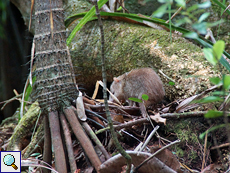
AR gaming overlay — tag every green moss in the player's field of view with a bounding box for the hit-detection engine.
[175,146,185,157]
[64,0,92,17]
[189,150,198,161]
[70,19,220,99]
[165,119,203,165]
[7,102,40,151]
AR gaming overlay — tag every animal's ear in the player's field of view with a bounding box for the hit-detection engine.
[113,77,120,82]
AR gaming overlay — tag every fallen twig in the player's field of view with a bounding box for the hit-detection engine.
[96,111,208,134]
[82,121,111,160]
[139,125,159,152]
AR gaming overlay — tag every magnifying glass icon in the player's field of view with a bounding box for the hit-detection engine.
[3,154,18,170]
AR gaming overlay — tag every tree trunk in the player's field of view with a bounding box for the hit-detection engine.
[33,0,78,112]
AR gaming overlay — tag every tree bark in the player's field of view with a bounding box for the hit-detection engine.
[32,0,78,112]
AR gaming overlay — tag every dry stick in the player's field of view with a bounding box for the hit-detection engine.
[114,0,118,12]
[28,0,34,32]
[64,107,101,171]
[201,131,208,171]
[160,111,209,118]
[13,90,28,112]
[82,122,111,160]
[139,125,159,152]
[1,94,22,110]
[93,0,132,172]
[86,103,134,118]
[158,70,175,83]
[60,113,77,173]
[42,116,52,173]
[134,139,180,172]
[166,0,191,23]
[48,111,67,173]
[19,37,35,118]
[22,158,59,173]
[211,143,230,150]
[96,111,208,134]
[116,0,130,13]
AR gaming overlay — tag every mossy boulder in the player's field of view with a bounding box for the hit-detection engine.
[69,19,220,100]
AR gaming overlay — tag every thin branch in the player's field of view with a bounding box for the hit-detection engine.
[82,121,111,160]
[139,126,159,152]
[1,94,23,110]
[96,111,208,134]
[116,0,130,13]
[166,0,191,23]
[94,0,132,172]
[201,132,208,171]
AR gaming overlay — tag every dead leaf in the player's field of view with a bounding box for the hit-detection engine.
[99,151,176,173]
[150,113,166,124]
[150,146,182,173]
[176,95,198,113]
[201,163,224,173]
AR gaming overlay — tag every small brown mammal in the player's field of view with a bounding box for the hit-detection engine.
[109,68,165,112]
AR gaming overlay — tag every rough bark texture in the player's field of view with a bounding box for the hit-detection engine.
[32,0,78,112]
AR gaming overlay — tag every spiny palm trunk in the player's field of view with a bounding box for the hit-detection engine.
[33,0,78,110]
[33,0,102,172]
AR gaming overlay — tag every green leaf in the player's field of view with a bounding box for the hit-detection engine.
[20,76,36,118]
[128,97,142,103]
[30,153,41,157]
[197,37,230,71]
[223,75,230,90]
[25,76,36,102]
[65,10,230,72]
[158,0,172,3]
[187,4,198,12]
[175,0,186,8]
[204,110,223,118]
[203,48,218,66]
[206,20,224,28]
[175,17,192,26]
[117,6,122,11]
[213,40,225,60]
[199,124,226,139]
[183,32,198,39]
[212,91,226,96]
[220,56,230,72]
[169,81,175,86]
[212,0,230,15]
[198,12,210,23]
[192,22,207,35]
[210,77,221,85]
[66,0,109,45]
[198,1,211,8]
[152,4,168,18]
[142,94,149,101]
[195,96,224,103]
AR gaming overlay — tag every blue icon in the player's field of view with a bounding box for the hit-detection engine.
[3,154,18,170]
